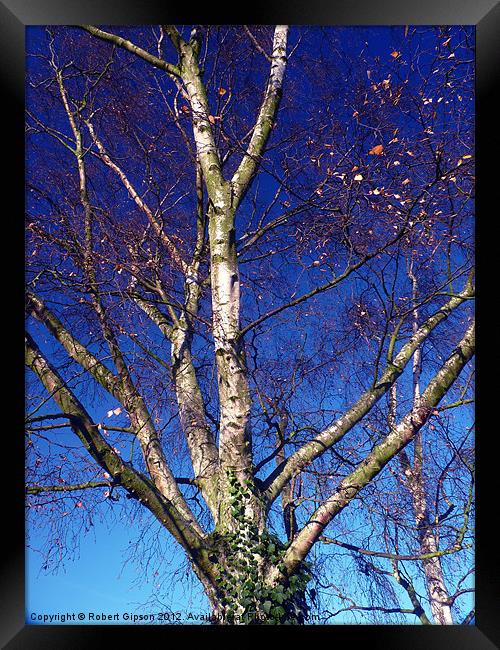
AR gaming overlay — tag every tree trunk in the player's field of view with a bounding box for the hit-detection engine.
[408,261,453,625]
[201,472,311,624]
[414,488,454,625]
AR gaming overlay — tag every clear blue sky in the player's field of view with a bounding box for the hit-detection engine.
[26,515,211,625]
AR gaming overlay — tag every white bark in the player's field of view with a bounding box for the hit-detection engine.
[231,26,288,206]
[403,261,453,624]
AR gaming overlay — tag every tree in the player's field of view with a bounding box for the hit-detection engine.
[25,25,474,625]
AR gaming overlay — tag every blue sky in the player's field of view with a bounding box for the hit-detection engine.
[26,516,211,625]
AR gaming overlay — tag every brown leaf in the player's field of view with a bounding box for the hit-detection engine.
[369,144,384,155]
[390,51,400,58]
[218,87,227,96]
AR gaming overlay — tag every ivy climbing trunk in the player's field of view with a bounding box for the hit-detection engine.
[202,472,311,624]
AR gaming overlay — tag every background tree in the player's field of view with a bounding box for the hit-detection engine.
[26,24,474,624]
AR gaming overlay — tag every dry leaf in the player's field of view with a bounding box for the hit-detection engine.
[369,144,384,155]
[218,87,227,95]
[390,51,400,58]
[354,174,363,181]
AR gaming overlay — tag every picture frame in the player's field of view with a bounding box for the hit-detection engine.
[4,0,498,646]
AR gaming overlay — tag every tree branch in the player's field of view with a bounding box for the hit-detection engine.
[231,25,288,208]
[25,332,206,552]
[26,292,121,399]
[319,535,470,561]
[85,119,188,274]
[27,481,112,494]
[264,282,474,503]
[79,25,181,77]
[281,320,475,574]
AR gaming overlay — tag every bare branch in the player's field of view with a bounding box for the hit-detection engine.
[231,26,288,208]
[264,281,474,503]
[79,25,181,77]
[282,320,475,574]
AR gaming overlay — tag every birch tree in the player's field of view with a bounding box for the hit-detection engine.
[26,25,474,624]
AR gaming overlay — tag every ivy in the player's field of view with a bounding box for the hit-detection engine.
[208,469,312,624]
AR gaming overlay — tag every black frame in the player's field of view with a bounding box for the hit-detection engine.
[5,0,499,647]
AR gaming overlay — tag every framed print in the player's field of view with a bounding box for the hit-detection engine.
[3,0,499,647]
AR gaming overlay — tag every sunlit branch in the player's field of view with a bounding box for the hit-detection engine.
[231,26,288,208]
[26,292,121,399]
[25,332,207,553]
[282,320,475,574]
[319,535,471,561]
[27,481,112,494]
[264,280,474,503]
[85,119,188,274]
[79,25,181,77]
